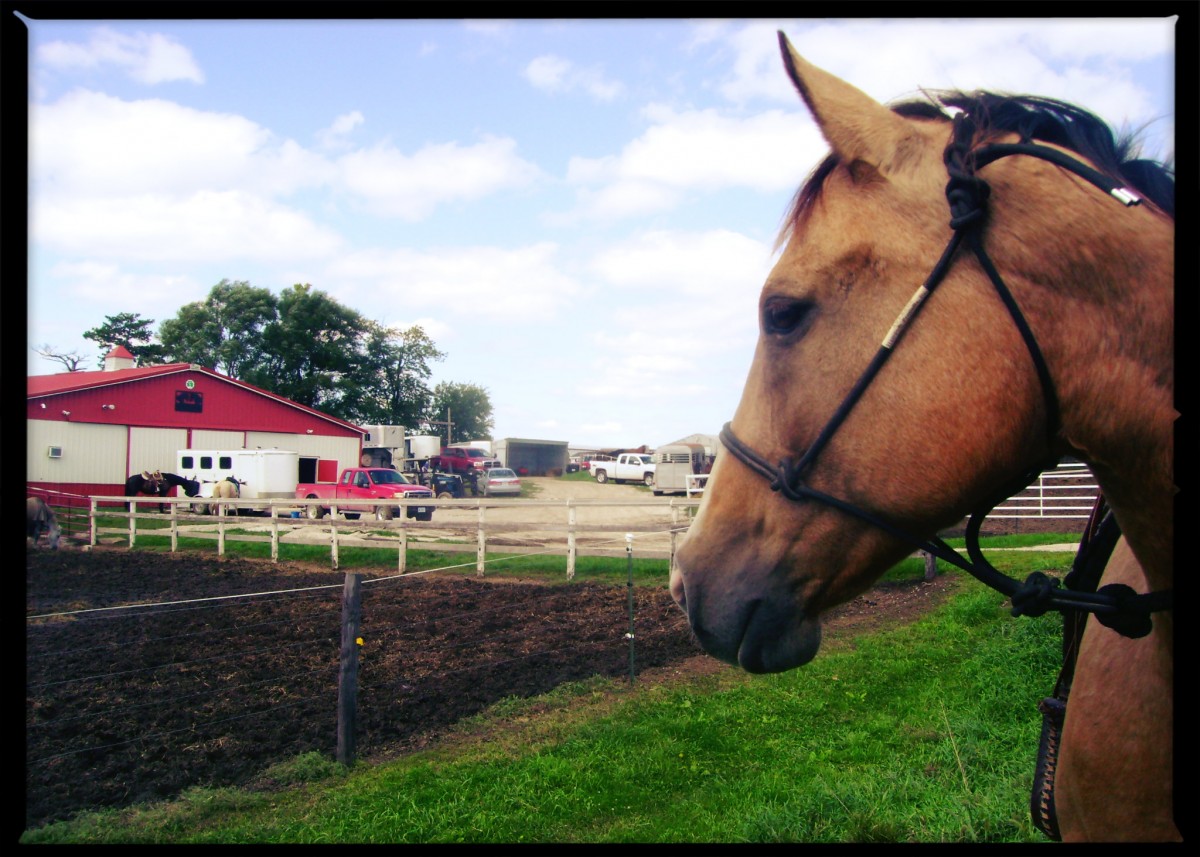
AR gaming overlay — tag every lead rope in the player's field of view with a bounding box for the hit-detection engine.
[1030,495,1121,840]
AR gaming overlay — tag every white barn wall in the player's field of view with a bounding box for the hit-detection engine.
[246,431,360,470]
[130,427,189,476]
[27,419,127,483]
[191,429,245,449]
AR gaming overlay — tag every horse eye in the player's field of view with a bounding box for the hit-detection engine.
[762,297,814,337]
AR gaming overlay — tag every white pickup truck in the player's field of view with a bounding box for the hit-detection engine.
[591,453,656,487]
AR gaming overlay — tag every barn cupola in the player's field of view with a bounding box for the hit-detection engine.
[103,345,136,372]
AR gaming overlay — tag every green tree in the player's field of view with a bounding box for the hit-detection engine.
[158,279,278,378]
[427,381,495,444]
[82,312,166,367]
[341,323,446,427]
[246,283,365,417]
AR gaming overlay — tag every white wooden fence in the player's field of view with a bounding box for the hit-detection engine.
[83,460,1096,572]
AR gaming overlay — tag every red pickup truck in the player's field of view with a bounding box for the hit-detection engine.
[431,446,501,475]
[296,467,435,521]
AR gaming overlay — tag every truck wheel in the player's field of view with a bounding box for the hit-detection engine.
[644,473,655,487]
[375,505,395,521]
[595,470,608,484]
[436,491,454,499]
[305,498,325,520]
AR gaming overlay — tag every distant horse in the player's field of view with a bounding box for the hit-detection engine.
[26,497,62,550]
[199,476,241,516]
[124,470,201,512]
[672,34,1174,841]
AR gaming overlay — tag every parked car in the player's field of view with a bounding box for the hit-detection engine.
[431,446,501,475]
[479,467,521,497]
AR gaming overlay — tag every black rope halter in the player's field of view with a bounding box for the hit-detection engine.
[720,114,1171,639]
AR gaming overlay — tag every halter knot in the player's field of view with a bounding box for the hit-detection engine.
[770,458,807,501]
[1093,584,1154,639]
[943,115,991,230]
[1010,571,1061,618]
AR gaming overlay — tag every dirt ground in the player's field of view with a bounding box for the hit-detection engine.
[24,524,958,831]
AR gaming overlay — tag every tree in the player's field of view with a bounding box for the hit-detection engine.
[340,323,445,427]
[33,344,89,372]
[427,381,495,444]
[245,283,366,416]
[158,279,277,378]
[82,312,166,367]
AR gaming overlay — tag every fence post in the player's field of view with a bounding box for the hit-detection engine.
[330,506,340,570]
[270,505,280,562]
[89,497,98,547]
[397,515,408,574]
[923,550,937,580]
[217,502,227,556]
[669,502,681,576]
[566,500,577,580]
[476,505,486,576]
[128,499,138,548]
[625,533,635,685]
[337,572,363,766]
[170,501,179,553]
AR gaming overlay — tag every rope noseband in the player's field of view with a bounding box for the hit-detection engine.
[720,114,1172,639]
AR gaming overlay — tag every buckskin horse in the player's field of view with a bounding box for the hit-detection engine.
[672,34,1174,842]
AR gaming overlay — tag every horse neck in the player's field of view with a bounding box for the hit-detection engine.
[1046,210,1174,591]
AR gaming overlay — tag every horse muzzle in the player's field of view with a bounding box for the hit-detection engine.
[672,543,824,674]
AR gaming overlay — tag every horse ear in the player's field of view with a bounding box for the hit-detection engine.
[778,32,922,180]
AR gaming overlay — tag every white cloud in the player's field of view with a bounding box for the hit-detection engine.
[316,110,365,150]
[328,242,580,321]
[33,191,344,263]
[565,105,820,220]
[523,54,624,101]
[337,135,542,220]
[37,27,203,85]
[32,89,333,199]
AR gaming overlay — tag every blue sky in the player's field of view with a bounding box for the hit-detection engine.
[20,14,1177,449]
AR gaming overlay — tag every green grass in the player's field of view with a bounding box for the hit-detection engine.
[22,546,1074,844]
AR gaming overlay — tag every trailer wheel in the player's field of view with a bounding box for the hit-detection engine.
[375,505,395,521]
[595,470,608,484]
[436,491,455,499]
[644,473,655,487]
[305,497,325,520]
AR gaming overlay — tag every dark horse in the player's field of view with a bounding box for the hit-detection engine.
[124,471,201,512]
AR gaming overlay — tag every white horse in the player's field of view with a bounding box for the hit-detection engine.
[27,497,62,550]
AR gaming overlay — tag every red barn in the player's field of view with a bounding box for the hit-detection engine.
[27,347,364,501]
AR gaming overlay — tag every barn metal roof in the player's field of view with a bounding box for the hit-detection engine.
[27,362,364,434]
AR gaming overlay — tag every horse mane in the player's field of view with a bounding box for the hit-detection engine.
[778,90,1175,249]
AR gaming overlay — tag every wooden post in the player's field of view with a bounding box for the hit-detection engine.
[170,500,179,553]
[336,572,363,765]
[566,500,577,580]
[330,505,340,570]
[89,497,98,547]
[129,499,138,548]
[398,514,408,574]
[270,505,280,563]
[669,502,680,577]
[923,550,937,580]
[476,505,486,576]
[217,502,227,556]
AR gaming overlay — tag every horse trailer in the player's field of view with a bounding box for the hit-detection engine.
[177,449,313,512]
[652,443,709,496]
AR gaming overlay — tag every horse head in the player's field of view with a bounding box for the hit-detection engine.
[671,33,1174,675]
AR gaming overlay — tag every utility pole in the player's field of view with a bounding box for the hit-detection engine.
[427,408,454,446]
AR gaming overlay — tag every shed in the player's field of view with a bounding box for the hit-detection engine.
[493,438,570,477]
[27,351,364,501]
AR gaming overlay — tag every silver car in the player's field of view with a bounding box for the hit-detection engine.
[480,467,521,497]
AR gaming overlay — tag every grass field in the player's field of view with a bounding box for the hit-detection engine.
[23,539,1074,844]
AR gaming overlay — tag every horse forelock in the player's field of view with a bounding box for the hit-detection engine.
[777,91,1175,250]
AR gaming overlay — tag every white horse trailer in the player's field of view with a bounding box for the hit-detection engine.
[652,443,708,496]
[177,449,307,513]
